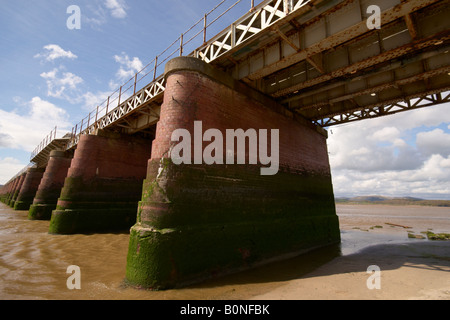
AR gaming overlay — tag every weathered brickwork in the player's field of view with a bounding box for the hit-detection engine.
[48,131,152,234]
[13,168,45,211]
[29,150,73,220]
[126,57,340,289]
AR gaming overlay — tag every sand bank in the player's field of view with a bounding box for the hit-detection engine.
[251,204,450,300]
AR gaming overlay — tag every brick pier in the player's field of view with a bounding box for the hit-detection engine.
[126,57,340,289]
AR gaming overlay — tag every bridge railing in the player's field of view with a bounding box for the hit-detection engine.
[30,126,58,161]
[60,0,312,151]
[65,0,262,149]
[195,0,311,62]
[3,163,35,187]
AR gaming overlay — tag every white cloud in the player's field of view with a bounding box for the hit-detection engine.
[0,158,27,185]
[416,129,450,157]
[40,67,84,100]
[83,0,128,29]
[328,123,422,173]
[329,102,450,199]
[105,0,128,19]
[409,154,450,182]
[113,53,143,81]
[369,127,401,142]
[0,97,71,153]
[0,132,13,148]
[84,5,107,27]
[34,44,77,62]
[78,90,112,113]
[37,50,142,113]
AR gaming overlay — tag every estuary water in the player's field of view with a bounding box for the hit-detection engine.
[0,202,449,300]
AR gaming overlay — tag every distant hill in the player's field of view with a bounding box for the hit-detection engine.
[335,195,450,207]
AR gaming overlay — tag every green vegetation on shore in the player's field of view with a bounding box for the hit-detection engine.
[336,196,450,207]
[425,231,450,240]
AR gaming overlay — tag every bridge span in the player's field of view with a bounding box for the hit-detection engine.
[1,0,449,289]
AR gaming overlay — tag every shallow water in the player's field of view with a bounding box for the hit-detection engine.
[0,202,448,300]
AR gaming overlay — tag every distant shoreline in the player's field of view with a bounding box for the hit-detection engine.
[336,196,450,207]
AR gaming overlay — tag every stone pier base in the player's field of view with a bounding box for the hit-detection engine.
[7,174,25,208]
[29,150,73,220]
[14,168,45,211]
[48,130,152,234]
[125,57,340,289]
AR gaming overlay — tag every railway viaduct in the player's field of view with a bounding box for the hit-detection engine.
[1,0,449,289]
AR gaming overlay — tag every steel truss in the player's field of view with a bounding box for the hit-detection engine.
[314,90,450,127]
[29,0,450,165]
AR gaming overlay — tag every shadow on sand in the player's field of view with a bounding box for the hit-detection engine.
[189,230,450,290]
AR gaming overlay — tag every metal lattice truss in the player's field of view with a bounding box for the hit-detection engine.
[30,0,450,165]
[66,75,165,149]
[314,90,450,127]
[65,0,309,151]
[219,0,450,128]
[196,0,311,63]
[97,76,165,131]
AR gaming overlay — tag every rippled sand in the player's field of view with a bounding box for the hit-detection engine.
[0,203,449,300]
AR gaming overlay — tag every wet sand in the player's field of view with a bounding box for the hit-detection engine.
[0,202,449,300]
[253,204,450,300]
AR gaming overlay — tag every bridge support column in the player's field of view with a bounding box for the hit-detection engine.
[4,177,18,206]
[9,173,26,208]
[126,57,340,289]
[14,168,45,211]
[4,176,20,206]
[48,130,152,234]
[29,150,73,220]
[0,184,6,203]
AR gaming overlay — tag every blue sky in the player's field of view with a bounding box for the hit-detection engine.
[0,0,450,199]
[0,0,247,180]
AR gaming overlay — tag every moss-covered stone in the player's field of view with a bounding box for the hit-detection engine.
[126,215,340,289]
[426,231,450,240]
[126,161,340,289]
[13,200,33,211]
[49,206,136,234]
[28,204,56,220]
[48,176,145,234]
[126,56,340,289]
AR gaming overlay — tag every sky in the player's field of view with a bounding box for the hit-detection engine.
[0,0,449,200]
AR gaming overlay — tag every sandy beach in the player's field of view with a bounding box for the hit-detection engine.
[0,203,449,300]
[251,204,450,300]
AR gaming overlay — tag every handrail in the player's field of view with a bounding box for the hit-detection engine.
[34,0,312,154]
[66,0,261,148]
[3,163,34,186]
[30,126,58,161]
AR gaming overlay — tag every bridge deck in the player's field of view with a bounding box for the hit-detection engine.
[30,0,450,166]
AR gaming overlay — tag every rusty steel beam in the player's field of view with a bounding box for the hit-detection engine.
[272,30,450,98]
[281,43,450,105]
[290,62,450,112]
[313,88,450,126]
[237,0,442,82]
[404,13,418,40]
